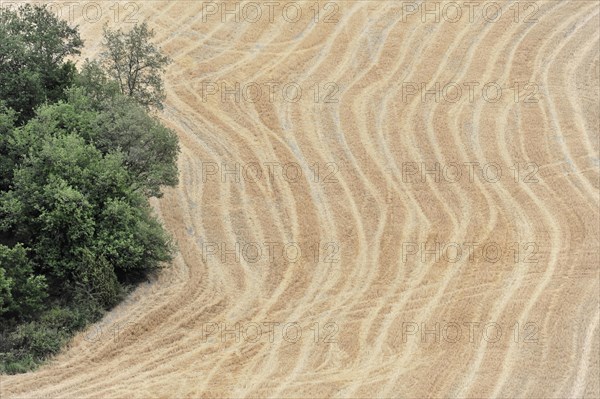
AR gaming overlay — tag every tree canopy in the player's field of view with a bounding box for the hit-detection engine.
[0,5,179,374]
[100,22,171,109]
[0,4,83,123]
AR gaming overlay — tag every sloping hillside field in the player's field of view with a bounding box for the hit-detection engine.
[1,0,599,397]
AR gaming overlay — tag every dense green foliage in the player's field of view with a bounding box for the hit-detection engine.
[29,89,179,197]
[101,22,171,109]
[0,4,83,123]
[0,5,179,373]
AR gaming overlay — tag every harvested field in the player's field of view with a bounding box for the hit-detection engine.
[1,0,599,397]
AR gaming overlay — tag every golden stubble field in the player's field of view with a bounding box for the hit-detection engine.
[1,0,599,397]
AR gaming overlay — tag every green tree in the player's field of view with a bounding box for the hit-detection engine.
[100,22,171,109]
[74,60,121,103]
[91,94,179,197]
[0,244,47,319]
[27,90,180,198]
[0,267,11,315]
[0,4,83,123]
[0,129,173,307]
[0,7,178,373]
[0,105,17,191]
